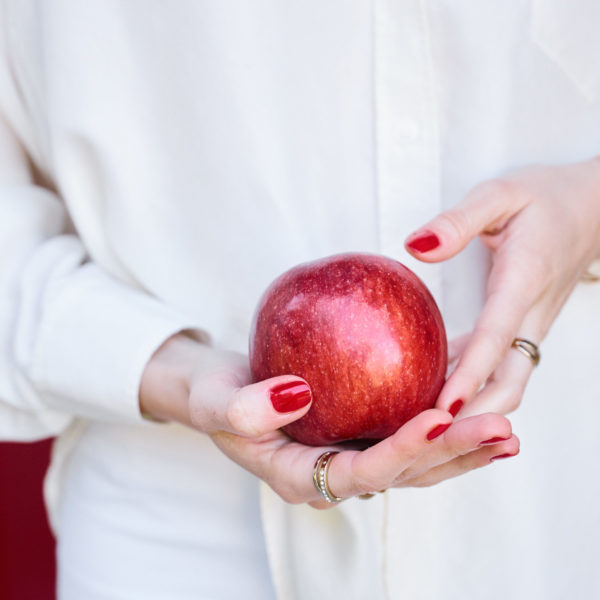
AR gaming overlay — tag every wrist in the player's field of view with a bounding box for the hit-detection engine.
[139,332,198,426]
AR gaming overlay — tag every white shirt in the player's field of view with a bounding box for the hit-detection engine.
[1,1,600,598]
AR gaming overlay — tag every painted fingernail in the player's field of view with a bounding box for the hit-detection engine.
[490,452,517,462]
[406,231,440,253]
[448,399,464,417]
[270,381,312,413]
[426,422,451,442]
[480,436,511,446]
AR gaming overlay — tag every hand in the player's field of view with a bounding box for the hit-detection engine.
[140,334,518,508]
[405,158,600,418]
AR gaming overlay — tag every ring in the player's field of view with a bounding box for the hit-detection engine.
[313,451,343,503]
[511,338,540,367]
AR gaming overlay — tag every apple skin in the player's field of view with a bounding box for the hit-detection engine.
[249,253,447,446]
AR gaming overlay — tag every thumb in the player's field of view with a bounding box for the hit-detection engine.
[194,375,313,438]
[404,179,527,263]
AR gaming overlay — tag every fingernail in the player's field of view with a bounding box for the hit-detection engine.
[426,422,451,442]
[480,436,511,446]
[406,231,440,253]
[270,381,312,413]
[490,452,517,462]
[448,399,464,417]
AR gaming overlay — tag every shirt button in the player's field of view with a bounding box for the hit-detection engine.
[396,118,420,142]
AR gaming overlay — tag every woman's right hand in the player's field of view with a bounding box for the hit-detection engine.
[140,333,519,508]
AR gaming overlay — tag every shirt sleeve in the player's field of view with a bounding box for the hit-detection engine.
[0,47,203,442]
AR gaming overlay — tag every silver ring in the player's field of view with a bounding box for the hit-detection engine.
[511,338,540,367]
[313,451,343,503]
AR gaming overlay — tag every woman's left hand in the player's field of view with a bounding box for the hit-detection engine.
[405,157,600,418]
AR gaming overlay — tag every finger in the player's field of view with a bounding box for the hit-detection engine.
[404,179,528,262]
[211,427,340,507]
[214,409,451,507]
[461,356,532,418]
[397,435,520,488]
[435,261,540,413]
[213,408,452,507]
[456,291,549,419]
[447,333,471,381]
[326,409,454,497]
[215,410,510,507]
[448,333,471,365]
[391,412,514,484]
[458,322,540,419]
[192,375,313,437]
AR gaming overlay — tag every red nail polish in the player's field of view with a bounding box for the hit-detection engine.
[270,381,312,413]
[426,422,451,442]
[448,399,463,417]
[406,231,440,253]
[490,452,516,462]
[480,436,510,446]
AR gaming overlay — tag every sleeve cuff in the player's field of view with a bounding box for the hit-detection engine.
[28,263,206,424]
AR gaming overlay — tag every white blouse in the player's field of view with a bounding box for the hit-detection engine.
[1,1,600,598]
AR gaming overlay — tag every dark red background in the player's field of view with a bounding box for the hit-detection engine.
[0,439,56,600]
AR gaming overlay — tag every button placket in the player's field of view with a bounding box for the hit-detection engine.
[374,0,442,301]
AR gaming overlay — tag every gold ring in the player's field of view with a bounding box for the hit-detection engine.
[313,451,343,503]
[511,338,540,367]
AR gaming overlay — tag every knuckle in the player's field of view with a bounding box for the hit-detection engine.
[225,392,259,436]
[352,471,382,494]
[391,415,442,458]
[437,209,472,239]
[469,178,525,233]
[352,461,389,494]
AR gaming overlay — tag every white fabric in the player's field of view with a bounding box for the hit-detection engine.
[52,421,275,600]
[1,0,599,598]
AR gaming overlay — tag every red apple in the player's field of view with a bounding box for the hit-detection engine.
[249,253,447,446]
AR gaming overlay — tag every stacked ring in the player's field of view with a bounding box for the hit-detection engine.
[313,451,343,503]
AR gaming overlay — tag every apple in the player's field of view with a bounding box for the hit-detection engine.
[249,253,447,446]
